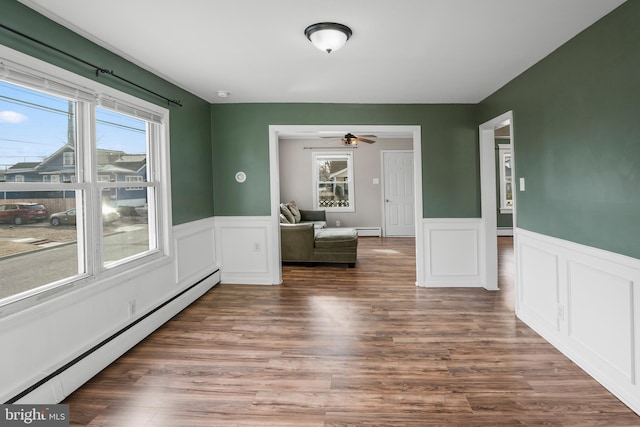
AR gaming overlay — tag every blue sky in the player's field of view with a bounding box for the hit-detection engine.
[0,80,146,171]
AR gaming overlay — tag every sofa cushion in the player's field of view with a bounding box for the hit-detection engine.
[280,203,295,223]
[286,201,302,223]
[314,228,358,249]
[300,209,326,222]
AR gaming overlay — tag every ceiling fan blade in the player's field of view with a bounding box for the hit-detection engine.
[357,137,376,144]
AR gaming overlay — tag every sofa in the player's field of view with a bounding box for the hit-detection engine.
[280,202,358,267]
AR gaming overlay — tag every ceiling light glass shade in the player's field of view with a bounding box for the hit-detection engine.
[304,23,352,53]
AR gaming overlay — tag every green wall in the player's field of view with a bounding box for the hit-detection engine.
[480,1,639,258]
[211,103,480,218]
[1,0,214,225]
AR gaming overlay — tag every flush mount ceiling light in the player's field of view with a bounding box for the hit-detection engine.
[304,22,352,53]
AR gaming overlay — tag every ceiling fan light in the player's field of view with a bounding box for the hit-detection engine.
[305,23,352,53]
[343,133,358,145]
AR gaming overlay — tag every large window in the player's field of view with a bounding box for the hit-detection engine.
[312,152,354,211]
[0,55,168,308]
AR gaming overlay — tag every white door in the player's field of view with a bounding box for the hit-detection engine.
[383,151,415,236]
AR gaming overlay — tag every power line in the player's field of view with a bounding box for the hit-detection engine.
[0,137,56,146]
[0,94,70,116]
[1,96,144,133]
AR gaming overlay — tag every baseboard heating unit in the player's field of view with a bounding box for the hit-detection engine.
[355,227,382,237]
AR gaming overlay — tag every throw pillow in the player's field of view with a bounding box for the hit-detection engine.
[279,213,290,224]
[287,201,301,223]
[280,203,295,223]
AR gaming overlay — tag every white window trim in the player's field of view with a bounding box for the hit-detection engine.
[0,44,173,316]
[312,151,355,212]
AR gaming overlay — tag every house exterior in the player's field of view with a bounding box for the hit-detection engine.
[0,161,39,183]
[0,0,638,417]
[1,144,146,207]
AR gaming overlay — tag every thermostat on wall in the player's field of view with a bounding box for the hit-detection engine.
[235,171,247,183]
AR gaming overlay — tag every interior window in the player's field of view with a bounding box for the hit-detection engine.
[312,152,354,212]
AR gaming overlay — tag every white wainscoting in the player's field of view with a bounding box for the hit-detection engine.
[516,228,640,415]
[214,216,280,285]
[419,219,483,287]
[174,217,218,284]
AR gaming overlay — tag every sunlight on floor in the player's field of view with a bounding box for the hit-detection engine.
[372,249,401,254]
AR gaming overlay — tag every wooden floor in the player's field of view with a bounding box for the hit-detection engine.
[64,237,639,426]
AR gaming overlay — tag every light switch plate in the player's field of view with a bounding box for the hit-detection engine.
[519,177,525,191]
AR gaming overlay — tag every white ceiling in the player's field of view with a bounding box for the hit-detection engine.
[20,0,626,104]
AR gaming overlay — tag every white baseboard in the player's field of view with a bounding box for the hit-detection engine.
[515,228,640,416]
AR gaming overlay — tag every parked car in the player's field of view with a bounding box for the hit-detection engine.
[0,203,48,225]
[49,208,76,226]
[49,206,119,226]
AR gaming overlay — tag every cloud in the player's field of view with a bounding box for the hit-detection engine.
[0,111,28,123]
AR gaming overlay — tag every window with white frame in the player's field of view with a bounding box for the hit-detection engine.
[0,53,168,308]
[63,151,74,166]
[312,152,354,211]
[125,175,143,190]
[498,144,513,213]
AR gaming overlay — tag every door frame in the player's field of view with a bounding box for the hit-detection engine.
[381,149,415,237]
[478,110,514,291]
[268,125,423,285]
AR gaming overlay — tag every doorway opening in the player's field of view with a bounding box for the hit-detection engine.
[478,111,516,292]
[269,125,423,285]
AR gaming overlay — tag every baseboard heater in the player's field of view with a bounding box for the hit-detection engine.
[497,227,514,236]
[355,227,382,237]
[7,269,220,404]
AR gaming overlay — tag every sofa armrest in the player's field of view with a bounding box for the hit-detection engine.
[280,223,315,261]
[299,209,326,222]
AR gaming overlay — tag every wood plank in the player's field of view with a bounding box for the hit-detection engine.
[63,237,640,425]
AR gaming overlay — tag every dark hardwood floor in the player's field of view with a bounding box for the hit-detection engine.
[64,237,639,426]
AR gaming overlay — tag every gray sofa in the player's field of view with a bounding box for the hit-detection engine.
[280,202,358,267]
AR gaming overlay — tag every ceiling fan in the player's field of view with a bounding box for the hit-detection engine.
[338,133,377,145]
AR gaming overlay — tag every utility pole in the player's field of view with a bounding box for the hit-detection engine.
[67,100,75,146]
